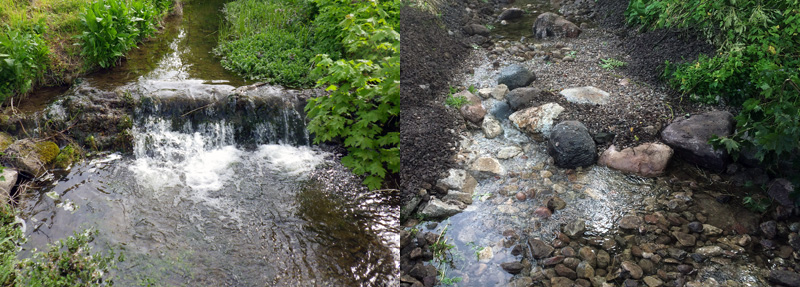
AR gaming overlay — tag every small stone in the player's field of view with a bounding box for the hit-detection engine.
[530,238,555,259]
[559,86,611,105]
[492,84,509,100]
[596,250,610,268]
[534,206,552,218]
[547,196,567,211]
[621,261,644,279]
[516,192,527,201]
[788,233,800,250]
[578,246,596,267]
[561,247,576,257]
[619,215,643,230]
[551,277,576,286]
[761,221,778,239]
[673,231,696,247]
[501,261,524,274]
[677,264,693,274]
[563,257,581,269]
[497,146,522,159]
[688,222,704,233]
[703,224,723,236]
[576,261,595,279]
[555,264,578,280]
[471,157,505,176]
[564,220,586,238]
[482,115,504,139]
[695,246,723,257]
[542,256,566,266]
[478,246,493,262]
[643,276,664,287]
[761,239,777,250]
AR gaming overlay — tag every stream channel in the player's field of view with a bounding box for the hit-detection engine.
[18,1,397,286]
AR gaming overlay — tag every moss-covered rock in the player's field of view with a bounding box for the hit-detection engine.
[0,132,14,151]
[53,145,81,169]
[34,141,60,164]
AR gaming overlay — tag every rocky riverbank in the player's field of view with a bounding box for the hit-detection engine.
[400,0,800,286]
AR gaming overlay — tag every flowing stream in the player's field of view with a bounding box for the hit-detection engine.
[19,1,397,286]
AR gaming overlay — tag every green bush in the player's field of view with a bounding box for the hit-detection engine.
[214,0,318,87]
[0,27,49,103]
[305,0,400,189]
[627,0,800,168]
[76,0,160,68]
[0,203,120,286]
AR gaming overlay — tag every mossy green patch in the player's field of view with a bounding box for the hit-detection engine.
[53,144,80,169]
[0,132,14,151]
[34,141,59,163]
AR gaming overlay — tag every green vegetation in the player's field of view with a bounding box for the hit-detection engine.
[743,194,771,213]
[0,203,120,286]
[599,58,626,70]
[626,0,800,171]
[445,94,470,109]
[0,0,174,102]
[429,224,462,286]
[304,0,400,189]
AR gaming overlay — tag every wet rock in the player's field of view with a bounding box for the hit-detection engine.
[410,247,423,260]
[506,87,546,111]
[509,276,534,287]
[482,115,503,139]
[515,192,527,201]
[509,103,564,141]
[533,12,581,39]
[660,111,735,172]
[419,198,461,219]
[578,246,596,266]
[767,178,796,207]
[563,257,581,269]
[638,259,654,275]
[443,191,472,205]
[688,221,704,233]
[677,264,694,274]
[488,100,513,120]
[464,24,490,36]
[534,206,553,218]
[458,91,487,124]
[0,168,18,202]
[769,269,800,287]
[761,239,777,250]
[761,220,778,239]
[702,224,723,236]
[470,157,504,176]
[437,169,477,194]
[667,248,687,260]
[409,262,438,281]
[529,238,555,259]
[546,196,567,211]
[576,261,594,279]
[498,8,524,21]
[559,86,610,105]
[643,275,664,287]
[563,220,586,238]
[555,264,578,280]
[621,260,643,279]
[561,247,576,257]
[672,231,696,247]
[596,250,610,268]
[551,277,576,287]
[789,233,800,250]
[492,84,509,100]
[694,246,722,257]
[543,256,566,266]
[497,146,522,159]
[619,215,643,230]
[501,261,525,274]
[497,64,536,90]
[3,139,48,177]
[478,246,493,262]
[598,143,673,177]
[548,121,597,168]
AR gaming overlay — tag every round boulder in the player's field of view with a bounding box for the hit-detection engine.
[497,64,536,90]
[547,121,597,168]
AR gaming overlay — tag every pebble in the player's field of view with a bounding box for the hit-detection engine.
[561,247,576,257]
[695,246,722,257]
[576,261,594,279]
[579,246,596,267]
[703,224,723,236]
[596,250,611,268]
[547,196,567,211]
[619,215,643,230]
[530,238,555,259]
[534,206,552,218]
[643,275,664,287]
[621,260,644,279]
[501,261,524,274]
[478,246,493,262]
[516,192,527,201]
[688,221,704,233]
[542,255,566,266]
[555,264,578,280]
[673,231,696,247]
[563,220,586,238]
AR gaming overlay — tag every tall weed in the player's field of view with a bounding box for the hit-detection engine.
[75,0,159,68]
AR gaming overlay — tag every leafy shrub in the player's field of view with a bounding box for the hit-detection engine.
[76,0,159,68]
[215,0,318,87]
[305,0,400,189]
[0,27,49,102]
[627,0,800,169]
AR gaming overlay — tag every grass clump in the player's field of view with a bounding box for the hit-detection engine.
[627,0,800,172]
[0,27,50,103]
[599,58,626,70]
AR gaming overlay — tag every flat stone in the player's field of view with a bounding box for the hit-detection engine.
[419,197,461,219]
[621,261,643,279]
[492,84,510,100]
[501,261,525,274]
[661,110,734,172]
[673,231,696,247]
[619,215,642,230]
[694,246,722,257]
[702,224,723,236]
[559,86,611,105]
[643,276,664,287]
[529,238,555,259]
[497,146,522,159]
[555,264,577,280]
[470,157,505,176]
[443,191,473,205]
[563,220,586,238]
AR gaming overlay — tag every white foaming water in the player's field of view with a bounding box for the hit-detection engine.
[255,144,327,177]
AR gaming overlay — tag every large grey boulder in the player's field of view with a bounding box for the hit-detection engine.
[548,121,597,168]
[509,103,564,141]
[506,87,546,111]
[498,64,536,90]
[660,111,734,172]
[533,12,581,39]
[598,143,673,177]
